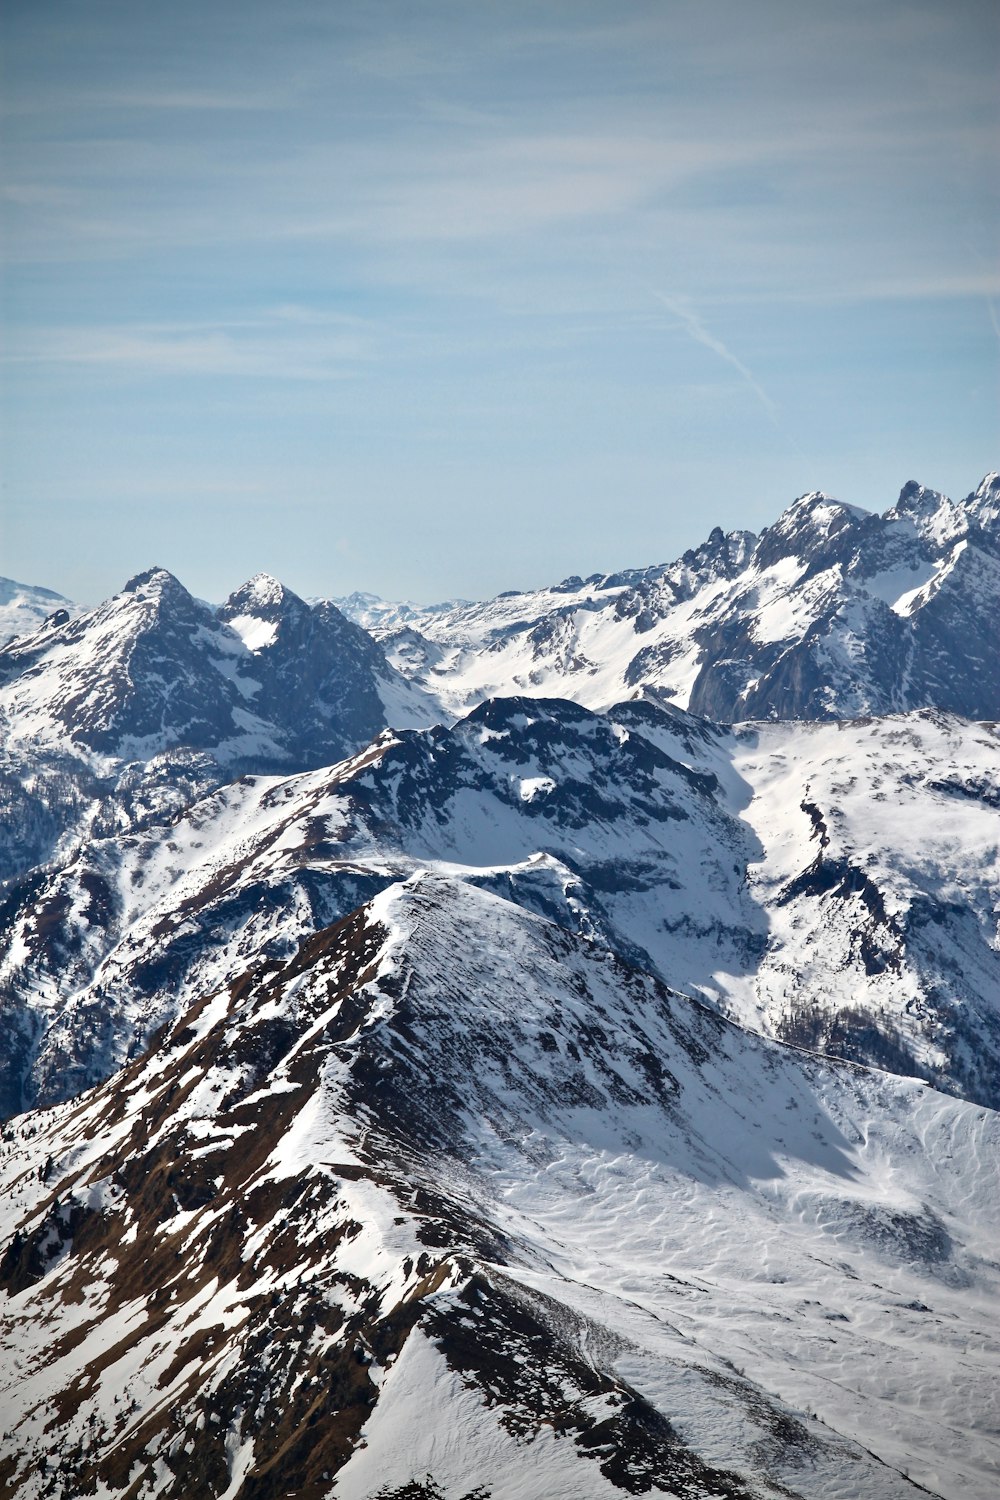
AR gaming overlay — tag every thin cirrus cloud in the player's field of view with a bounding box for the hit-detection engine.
[1,0,997,605]
[3,309,374,381]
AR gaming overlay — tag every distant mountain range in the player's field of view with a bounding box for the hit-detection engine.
[0,565,437,886]
[0,576,80,649]
[334,472,1000,724]
[1,475,998,1499]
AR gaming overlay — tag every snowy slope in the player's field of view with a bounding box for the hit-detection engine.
[1,480,998,1500]
[0,577,81,647]
[2,697,997,1120]
[2,876,996,1499]
[0,567,439,888]
[0,696,753,1114]
[338,475,1000,724]
[731,711,1000,1096]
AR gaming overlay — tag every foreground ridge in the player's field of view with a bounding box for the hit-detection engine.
[4,876,996,1498]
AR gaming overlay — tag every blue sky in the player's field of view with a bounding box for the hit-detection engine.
[2,0,997,606]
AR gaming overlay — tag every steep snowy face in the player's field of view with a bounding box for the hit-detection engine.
[0,567,422,767]
[2,696,997,1119]
[732,711,1000,1105]
[0,695,755,1114]
[348,476,1000,724]
[0,577,80,647]
[964,470,1000,531]
[0,568,438,887]
[0,876,996,1500]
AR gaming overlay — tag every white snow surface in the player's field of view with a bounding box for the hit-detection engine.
[328,477,1000,723]
[0,575,80,646]
[0,875,997,1497]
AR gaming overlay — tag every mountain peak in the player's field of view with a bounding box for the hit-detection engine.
[965,472,1000,530]
[218,575,311,641]
[241,571,292,604]
[889,479,948,520]
[786,488,868,520]
[751,489,871,572]
[222,572,304,612]
[122,565,188,599]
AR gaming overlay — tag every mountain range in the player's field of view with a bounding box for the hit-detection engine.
[334,473,1000,724]
[0,475,998,1499]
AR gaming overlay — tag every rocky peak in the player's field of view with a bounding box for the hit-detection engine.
[965,471,1000,534]
[113,566,212,639]
[893,479,941,514]
[218,572,310,633]
[121,565,190,600]
[751,490,872,572]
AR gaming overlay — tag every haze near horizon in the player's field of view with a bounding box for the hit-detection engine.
[1,0,997,607]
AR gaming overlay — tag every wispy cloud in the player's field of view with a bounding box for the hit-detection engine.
[2,311,374,381]
[2,0,995,607]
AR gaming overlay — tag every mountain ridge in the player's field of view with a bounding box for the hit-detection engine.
[2,695,996,1122]
[2,874,996,1498]
[0,565,439,890]
[330,473,1000,725]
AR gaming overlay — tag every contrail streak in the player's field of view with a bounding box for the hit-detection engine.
[653,291,780,423]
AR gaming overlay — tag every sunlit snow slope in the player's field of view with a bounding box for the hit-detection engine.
[2,877,997,1499]
[0,577,80,648]
[2,697,998,1122]
[338,475,1000,724]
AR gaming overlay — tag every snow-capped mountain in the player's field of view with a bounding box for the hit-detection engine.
[339,475,1000,724]
[2,875,996,1499]
[2,696,997,1121]
[1,473,999,1499]
[328,589,471,634]
[0,567,437,886]
[0,576,81,648]
[0,567,434,766]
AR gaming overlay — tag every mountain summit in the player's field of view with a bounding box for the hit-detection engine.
[0,569,438,886]
[338,474,1000,724]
